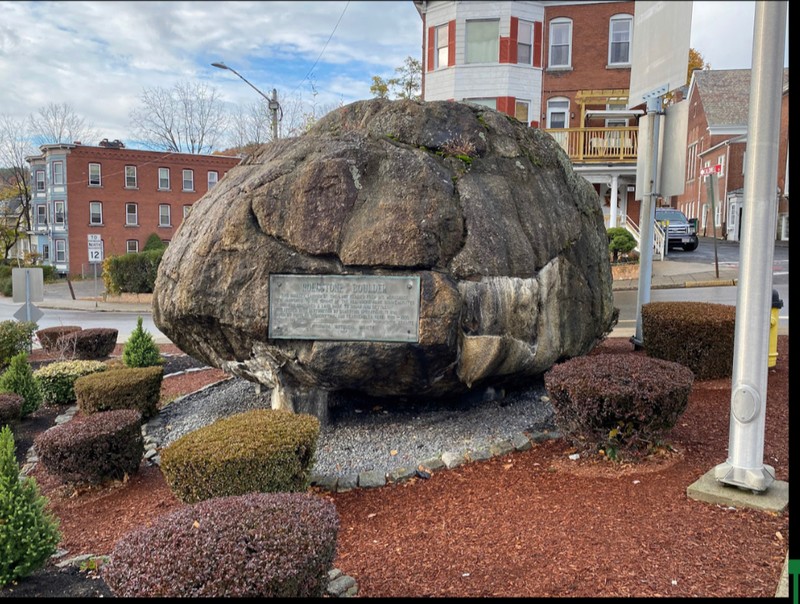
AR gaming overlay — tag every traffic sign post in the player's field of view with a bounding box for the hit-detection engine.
[701,165,722,278]
[87,235,104,306]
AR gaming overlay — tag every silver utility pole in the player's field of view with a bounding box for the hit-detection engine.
[211,62,282,140]
[713,0,787,493]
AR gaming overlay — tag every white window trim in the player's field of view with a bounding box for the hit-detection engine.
[36,171,46,192]
[548,18,572,69]
[52,161,64,185]
[125,165,138,189]
[55,239,66,263]
[159,168,170,190]
[608,14,632,66]
[90,201,103,225]
[515,100,530,124]
[207,171,218,189]
[53,201,65,225]
[517,19,534,66]
[37,205,47,225]
[126,203,139,226]
[159,204,171,227]
[126,240,139,254]
[435,23,449,69]
[546,97,570,129]
[88,163,101,187]
[182,169,194,192]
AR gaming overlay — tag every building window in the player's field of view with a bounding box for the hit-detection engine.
[55,239,66,263]
[208,171,218,189]
[687,143,697,180]
[88,163,101,186]
[54,201,65,225]
[548,18,572,68]
[36,205,47,226]
[41,243,50,261]
[126,203,138,226]
[159,204,171,227]
[126,240,139,254]
[182,169,194,191]
[608,15,632,65]
[546,97,570,128]
[518,20,534,65]
[515,100,530,124]
[159,167,170,190]
[125,165,137,188]
[89,201,103,225]
[435,24,449,69]
[36,171,45,192]
[717,154,725,178]
[466,19,499,64]
[183,204,192,219]
[52,161,64,185]
[465,98,497,110]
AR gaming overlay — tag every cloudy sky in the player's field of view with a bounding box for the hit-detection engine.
[0,0,788,146]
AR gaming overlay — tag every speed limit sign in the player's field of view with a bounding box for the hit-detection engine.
[87,234,104,263]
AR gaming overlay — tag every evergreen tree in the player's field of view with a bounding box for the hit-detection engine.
[0,425,62,586]
[0,352,42,416]
[122,317,163,368]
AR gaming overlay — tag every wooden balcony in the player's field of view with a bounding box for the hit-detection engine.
[544,126,639,163]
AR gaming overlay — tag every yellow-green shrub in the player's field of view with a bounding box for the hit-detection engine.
[160,409,320,504]
[34,360,107,406]
[74,366,163,420]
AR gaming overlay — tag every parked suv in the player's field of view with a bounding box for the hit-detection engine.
[655,208,699,251]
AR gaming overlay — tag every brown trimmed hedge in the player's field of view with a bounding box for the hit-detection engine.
[74,366,163,420]
[56,328,118,360]
[0,393,23,424]
[544,353,694,459]
[33,409,143,485]
[160,409,320,504]
[102,492,339,597]
[642,301,735,380]
[35,326,82,353]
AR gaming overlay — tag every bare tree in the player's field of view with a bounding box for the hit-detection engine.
[129,81,228,154]
[370,56,422,101]
[0,114,36,261]
[28,102,100,146]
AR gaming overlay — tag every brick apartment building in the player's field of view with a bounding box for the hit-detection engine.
[415,0,641,233]
[25,140,241,277]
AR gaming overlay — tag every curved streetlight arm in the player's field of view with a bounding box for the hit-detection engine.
[211,62,272,105]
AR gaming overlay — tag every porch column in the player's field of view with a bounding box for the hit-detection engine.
[609,174,619,227]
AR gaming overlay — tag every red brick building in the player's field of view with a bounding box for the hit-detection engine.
[672,68,789,242]
[26,139,240,277]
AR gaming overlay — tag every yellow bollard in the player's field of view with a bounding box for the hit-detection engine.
[768,289,783,368]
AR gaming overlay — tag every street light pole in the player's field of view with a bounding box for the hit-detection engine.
[212,61,281,140]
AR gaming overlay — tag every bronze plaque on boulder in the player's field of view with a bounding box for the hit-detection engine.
[269,274,421,342]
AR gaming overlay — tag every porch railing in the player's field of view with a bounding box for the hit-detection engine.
[545,126,639,162]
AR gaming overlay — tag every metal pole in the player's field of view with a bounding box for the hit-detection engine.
[25,269,31,323]
[270,89,279,141]
[704,174,721,278]
[631,95,662,348]
[713,0,786,493]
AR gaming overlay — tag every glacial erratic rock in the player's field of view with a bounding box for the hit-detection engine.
[153,98,618,411]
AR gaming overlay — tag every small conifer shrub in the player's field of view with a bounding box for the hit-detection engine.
[0,352,43,417]
[122,317,163,368]
[0,425,62,586]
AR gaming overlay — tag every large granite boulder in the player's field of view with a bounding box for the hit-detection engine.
[153,98,618,416]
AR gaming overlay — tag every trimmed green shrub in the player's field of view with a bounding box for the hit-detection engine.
[122,317,163,368]
[0,393,23,424]
[56,328,118,360]
[102,492,338,597]
[34,409,143,485]
[161,409,320,504]
[74,366,163,420]
[642,301,736,380]
[544,353,693,461]
[0,352,43,417]
[0,277,11,297]
[35,326,82,353]
[103,248,164,294]
[0,425,62,586]
[0,320,37,369]
[607,227,637,263]
[34,360,108,406]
